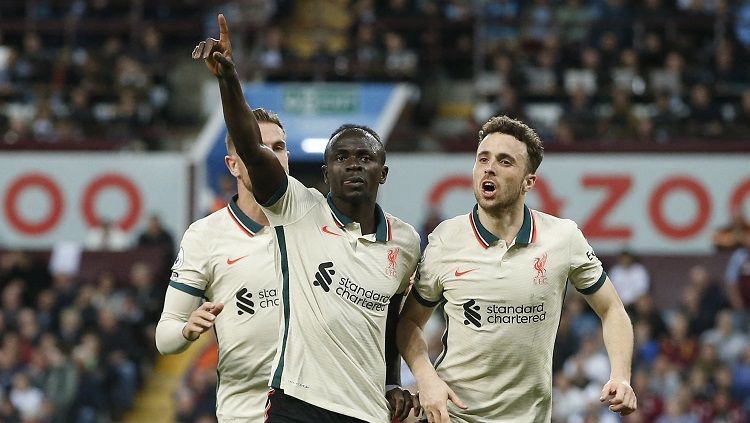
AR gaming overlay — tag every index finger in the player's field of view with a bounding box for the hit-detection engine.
[218,14,229,41]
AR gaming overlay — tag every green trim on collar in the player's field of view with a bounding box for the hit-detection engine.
[228,195,264,234]
[470,204,535,248]
[327,194,353,226]
[471,204,499,247]
[515,205,534,246]
[327,194,390,242]
[374,204,389,242]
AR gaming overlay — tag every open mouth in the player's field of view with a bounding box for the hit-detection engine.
[480,180,496,198]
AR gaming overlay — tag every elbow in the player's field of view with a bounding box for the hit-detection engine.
[154,322,181,355]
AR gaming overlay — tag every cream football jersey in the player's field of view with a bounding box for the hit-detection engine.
[413,205,606,423]
[261,176,420,422]
[169,196,279,422]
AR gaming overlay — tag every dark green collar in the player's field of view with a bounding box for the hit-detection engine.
[327,194,391,242]
[228,195,264,236]
[470,204,535,248]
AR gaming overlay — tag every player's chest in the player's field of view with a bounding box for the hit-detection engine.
[441,244,567,303]
[207,233,279,313]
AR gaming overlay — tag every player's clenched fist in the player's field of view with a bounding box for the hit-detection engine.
[182,302,224,341]
[192,14,235,78]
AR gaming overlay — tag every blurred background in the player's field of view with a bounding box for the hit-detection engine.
[0,0,749,422]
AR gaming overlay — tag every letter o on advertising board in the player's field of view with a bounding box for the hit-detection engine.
[730,179,750,214]
[4,173,64,236]
[81,173,142,230]
[649,176,711,239]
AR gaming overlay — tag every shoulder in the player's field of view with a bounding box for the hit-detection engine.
[429,213,469,243]
[530,209,579,235]
[386,214,420,248]
[182,208,226,241]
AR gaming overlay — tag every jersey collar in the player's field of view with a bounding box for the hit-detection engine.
[470,204,536,249]
[327,194,391,242]
[227,194,264,237]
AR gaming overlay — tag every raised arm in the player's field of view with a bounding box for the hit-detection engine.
[193,14,286,203]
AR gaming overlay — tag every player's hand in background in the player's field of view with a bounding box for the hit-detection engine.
[192,14,235,78]
[600,379,637,416]
[182,302,224,341]
[387,386,420,422]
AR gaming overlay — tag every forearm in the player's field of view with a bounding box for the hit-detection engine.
[155,287,201,354]
[155,315,192,354]
[397,318,438,384]
[385,293,404,385]
[217,71,263,164]
[601,306,634,382]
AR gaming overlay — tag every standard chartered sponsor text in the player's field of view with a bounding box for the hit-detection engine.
[336,277,391,311]
[486,302,546,324]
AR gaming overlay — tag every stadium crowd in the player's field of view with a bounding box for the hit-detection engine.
[2,0,750,150]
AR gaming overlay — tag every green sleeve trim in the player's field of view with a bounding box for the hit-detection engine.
[577,271,607,295]
[412,289,440,308]
[260,176,289,208]
[169,281,205,298]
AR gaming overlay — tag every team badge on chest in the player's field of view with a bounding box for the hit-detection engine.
[533,252,548,285]
[386,247,400,277]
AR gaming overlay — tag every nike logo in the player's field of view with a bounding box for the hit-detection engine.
[227,255,249,265]
[321,226,342,236]
[454,268,477,277]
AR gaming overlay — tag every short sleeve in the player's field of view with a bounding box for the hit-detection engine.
[260,175,321,226]
[567,223,607,295]
[169,225,210,298]
[411,232,445,307]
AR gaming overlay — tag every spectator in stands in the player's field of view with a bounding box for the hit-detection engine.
[599,89,640,141]
[349,24,383,79]
[8,372,44,421]
[383,31,418,80]
[660,311,698,369]
[42,345,78,423]
[700,310,749,364]
[136,213,174,253]
[85,219,129,251]
[650,91,682,143]
[555,0,594,48]
[687,265,727,333]
[608,250,650,307]
[684,84,723,139]
[731,345,750,401]
[563,334,611,387]
[725,230,750,311]
[713,208,750,251]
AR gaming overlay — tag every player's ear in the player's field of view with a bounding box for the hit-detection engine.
[225,155,240,177]
[523,174,537,193]
[379,165,388,184]
[321,165,329,184]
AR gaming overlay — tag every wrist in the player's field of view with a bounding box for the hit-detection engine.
[181,323,199,342]
[385,384,401,392]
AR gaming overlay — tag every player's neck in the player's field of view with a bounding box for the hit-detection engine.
[236,190,270,226]
[331,196,377,235]
[477,202,524,245]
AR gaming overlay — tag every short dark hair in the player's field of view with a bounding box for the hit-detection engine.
[225,108,285,153]
[325,124,385,163]
[478,115,544,173]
